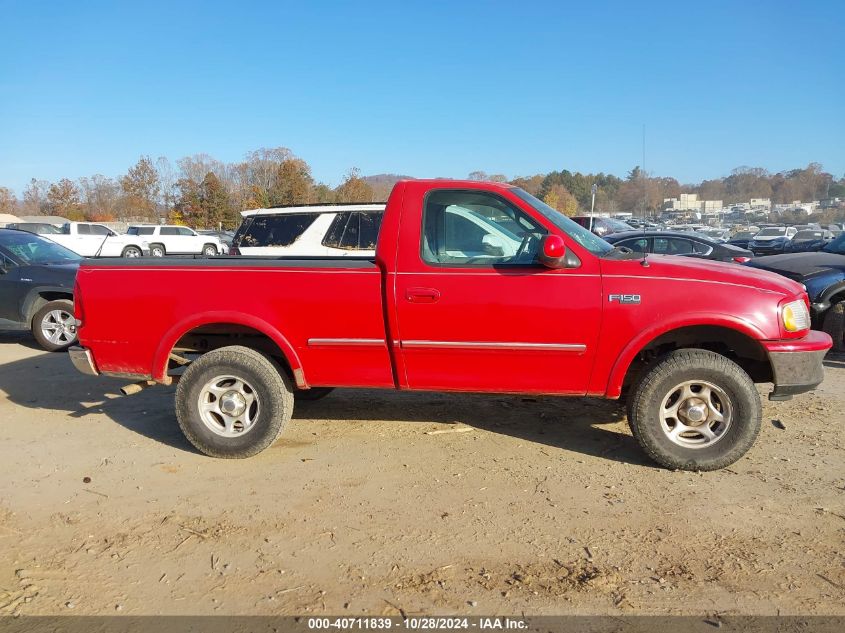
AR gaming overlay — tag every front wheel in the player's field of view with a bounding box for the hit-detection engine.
[32,300,78,351]
[202,244,218,256]
[627,349,761,471]
[175,346,294,458]
[122,246,142,258]
[150,243,166,257]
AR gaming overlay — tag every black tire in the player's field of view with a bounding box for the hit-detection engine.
[627,349,761,471]
[822,302,844,352]
[122,245,143,258]
[31,299,77,352]
[175,345,294,458]
[202,243,218,256]
[150,243,166,257]
[294,387,334,402]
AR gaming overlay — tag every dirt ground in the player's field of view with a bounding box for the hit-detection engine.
[0,331,843,617]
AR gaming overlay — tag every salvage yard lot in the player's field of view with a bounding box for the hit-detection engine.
[0,331,843,616]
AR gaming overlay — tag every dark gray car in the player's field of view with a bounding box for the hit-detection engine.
[0,229,81,350]
[605,230,754,263]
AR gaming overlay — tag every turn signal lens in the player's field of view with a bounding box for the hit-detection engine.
[782,300,810,332]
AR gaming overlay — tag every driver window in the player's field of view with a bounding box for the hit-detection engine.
[422,190,546,266]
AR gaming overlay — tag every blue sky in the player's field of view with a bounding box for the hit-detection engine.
[1,0,842,194]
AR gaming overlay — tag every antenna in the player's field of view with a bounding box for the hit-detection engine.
[640,124,649,267]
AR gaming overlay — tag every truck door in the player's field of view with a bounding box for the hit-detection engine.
[393,188,602,394]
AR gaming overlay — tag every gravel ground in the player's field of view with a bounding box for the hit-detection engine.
[0,331,843,616]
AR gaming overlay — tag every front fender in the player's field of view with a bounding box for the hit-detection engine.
[21,286,74,324]
[604,313,767,398]
[809,277,845,313]
[152,311,306,387]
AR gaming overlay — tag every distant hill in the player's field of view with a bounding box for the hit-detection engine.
[361,173,414,201]
[361,173,414,186]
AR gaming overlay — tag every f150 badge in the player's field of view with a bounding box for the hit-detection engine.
[609,294,641,304]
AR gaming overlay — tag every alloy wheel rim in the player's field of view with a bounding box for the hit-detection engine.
[41,310,77,346]
[197,375,260,438]
[659,379,732,448]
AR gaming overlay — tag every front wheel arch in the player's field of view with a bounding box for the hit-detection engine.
[609,322,770,399]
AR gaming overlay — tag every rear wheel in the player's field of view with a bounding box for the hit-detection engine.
[295,387,334,402]
[175,346,293,458]
[150,243,166,257]
[32,300,77,351]
[627,349,761,471]
[822,302,844,352]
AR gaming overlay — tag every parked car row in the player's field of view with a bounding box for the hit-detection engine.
[9,221,228,257]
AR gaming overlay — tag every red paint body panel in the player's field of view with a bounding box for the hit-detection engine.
[76,264,394,388]
[75,179,831,396]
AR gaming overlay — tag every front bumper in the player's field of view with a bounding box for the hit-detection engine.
[69,346,99,376]
[750,244,785,255]
[763,330,832,400]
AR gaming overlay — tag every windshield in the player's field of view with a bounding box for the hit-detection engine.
[733,231,755,239]
[512,189,613,255]
[604,218,635,233]
[1,231,82,264]
[757,228,786,236]
[822,233,845,255]
[793,231,824,241]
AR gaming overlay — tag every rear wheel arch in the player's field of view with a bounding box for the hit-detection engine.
[610,322,771,399]
[154,315,306,388]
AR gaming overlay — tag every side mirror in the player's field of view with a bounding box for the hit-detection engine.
[538,235,568,269]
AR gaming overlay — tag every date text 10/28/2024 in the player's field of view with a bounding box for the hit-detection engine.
[307,618,527,630]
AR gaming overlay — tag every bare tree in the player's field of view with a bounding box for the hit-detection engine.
[78,175,120,220]
[0,187,16,215]
[22,178,50,216]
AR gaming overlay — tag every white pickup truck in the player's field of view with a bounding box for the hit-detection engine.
[45,222,150,257]
[126,225,226,257]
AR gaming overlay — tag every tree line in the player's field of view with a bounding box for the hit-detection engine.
[0,148,843,229]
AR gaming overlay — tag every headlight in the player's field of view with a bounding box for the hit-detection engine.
[782,299,810,332]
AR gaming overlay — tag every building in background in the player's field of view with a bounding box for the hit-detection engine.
[663,193,724,213]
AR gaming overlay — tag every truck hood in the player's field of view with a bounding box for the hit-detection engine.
[601,253,803,297]
[747,252,845,283]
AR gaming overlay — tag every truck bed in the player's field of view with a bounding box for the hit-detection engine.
[75,256,394,388]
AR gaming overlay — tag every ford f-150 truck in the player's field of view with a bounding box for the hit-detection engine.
[69,180,831,471]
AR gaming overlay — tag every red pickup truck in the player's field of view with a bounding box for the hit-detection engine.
[69,180,831,470]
